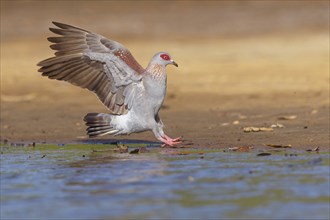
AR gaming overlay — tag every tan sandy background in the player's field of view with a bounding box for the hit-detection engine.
[1,1,329,150]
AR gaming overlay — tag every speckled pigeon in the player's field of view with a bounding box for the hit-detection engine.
[37,22,181,146]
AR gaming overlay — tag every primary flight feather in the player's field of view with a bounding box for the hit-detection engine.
[37,22,181,146]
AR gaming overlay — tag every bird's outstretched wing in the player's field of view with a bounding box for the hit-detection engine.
[37,21,145,115]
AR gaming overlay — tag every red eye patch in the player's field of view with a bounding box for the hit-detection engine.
[160,54,170,61]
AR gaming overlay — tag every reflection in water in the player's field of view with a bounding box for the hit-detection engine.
[1,145,329,219]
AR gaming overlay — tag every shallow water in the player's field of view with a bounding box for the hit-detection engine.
[1,143,329,219]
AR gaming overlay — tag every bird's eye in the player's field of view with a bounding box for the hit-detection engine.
[160,54,170,61]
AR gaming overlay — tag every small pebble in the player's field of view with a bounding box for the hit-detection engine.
[138,147,149,153]
[311,109,318,114]
[129,149,140,154]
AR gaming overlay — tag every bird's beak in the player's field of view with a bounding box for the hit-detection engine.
[171,60,178,67]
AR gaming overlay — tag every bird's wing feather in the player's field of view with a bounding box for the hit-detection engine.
[37,21,145,115]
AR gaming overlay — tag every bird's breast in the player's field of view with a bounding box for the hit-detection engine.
[142,74,167,98]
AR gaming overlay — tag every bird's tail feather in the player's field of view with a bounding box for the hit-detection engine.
[84,113,118,137]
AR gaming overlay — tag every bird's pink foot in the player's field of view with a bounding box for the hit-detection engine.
[159,135,182,147]
[163,134,182,142]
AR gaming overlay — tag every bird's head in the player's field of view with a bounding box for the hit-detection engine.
[152,52,178,67]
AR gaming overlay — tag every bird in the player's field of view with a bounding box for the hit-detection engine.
[37,21,182,147]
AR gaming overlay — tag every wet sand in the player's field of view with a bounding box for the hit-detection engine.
[1,1,329,151]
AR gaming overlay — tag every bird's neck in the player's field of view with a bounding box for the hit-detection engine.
[146,63,167,81]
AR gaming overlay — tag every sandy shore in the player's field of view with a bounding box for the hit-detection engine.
[1,1,329,151]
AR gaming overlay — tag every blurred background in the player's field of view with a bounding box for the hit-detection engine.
[1,1,329,142]
[2,1,328,39]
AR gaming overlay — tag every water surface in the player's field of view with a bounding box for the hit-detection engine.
[1,144,329,219]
